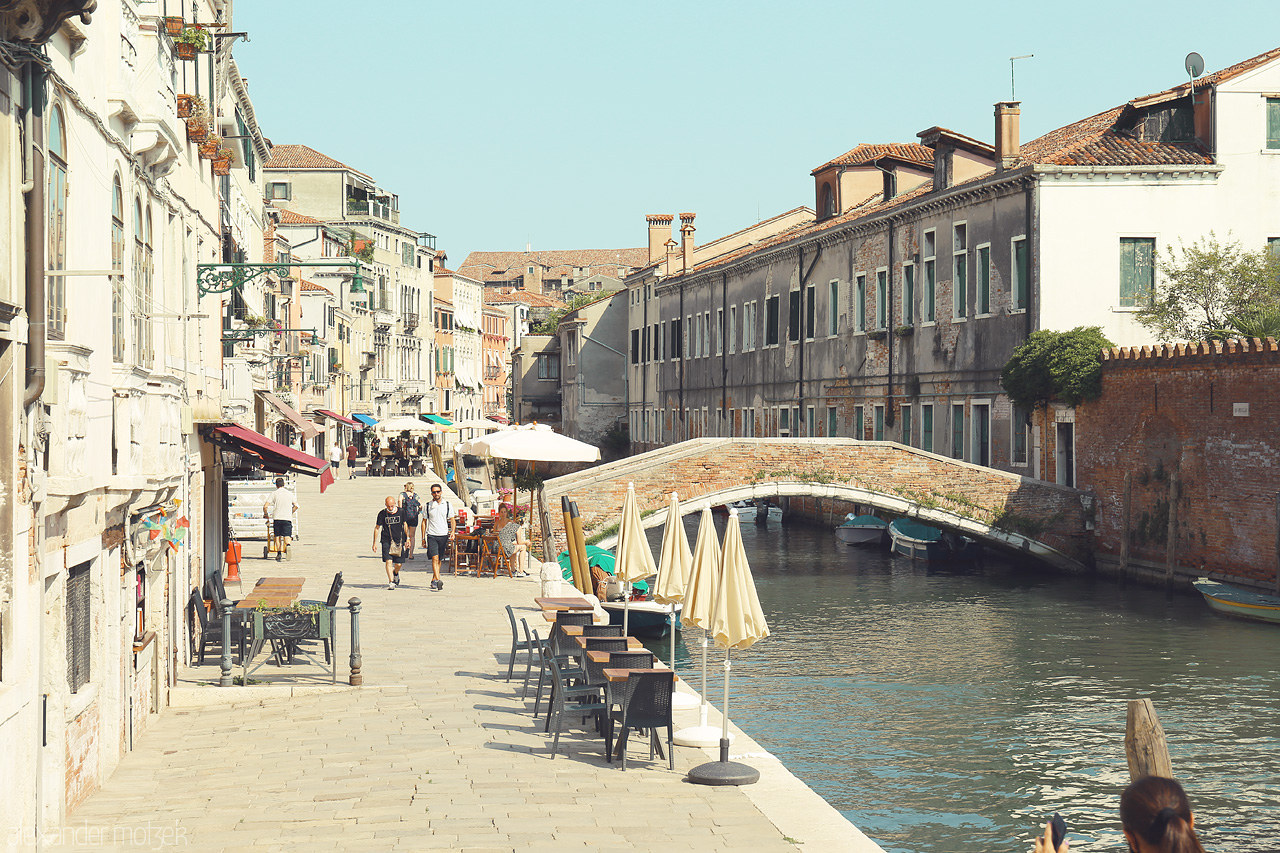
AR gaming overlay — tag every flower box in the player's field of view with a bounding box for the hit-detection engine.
[186,119,208,143]
[174,41,197,61]
[256,607,331,642]
[212,158,231,176]
[163,16,184,36]
[198,139,218,159]
[176,95,194,118]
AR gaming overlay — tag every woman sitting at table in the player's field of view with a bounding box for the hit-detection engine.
[494,504,530,577]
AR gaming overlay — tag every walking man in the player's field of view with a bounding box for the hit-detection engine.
[346,441,358,479]
[373,495,408,589]
[422,484,454,590]
[263,477,297,561]
[398,482,422,559]
[329,442,343,480]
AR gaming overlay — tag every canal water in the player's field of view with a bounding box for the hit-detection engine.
[645,514,1280,853]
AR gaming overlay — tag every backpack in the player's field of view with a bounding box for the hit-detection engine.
[403,492,422,524]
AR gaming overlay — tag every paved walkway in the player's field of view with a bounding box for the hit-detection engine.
[56,470,882,852]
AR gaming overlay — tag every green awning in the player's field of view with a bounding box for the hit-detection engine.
[423,414,453,425]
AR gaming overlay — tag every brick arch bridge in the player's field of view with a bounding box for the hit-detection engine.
[540,438,1094,571]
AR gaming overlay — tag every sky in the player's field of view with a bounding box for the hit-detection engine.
[234,1,1276,264]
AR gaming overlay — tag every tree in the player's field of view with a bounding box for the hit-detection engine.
[1001,326,1115,410]
[531,293,597,334]
[1137,233,1280,342]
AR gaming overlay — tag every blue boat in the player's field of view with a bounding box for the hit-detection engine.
[600,600,682,638]
[1193,577,1280,625]
[835,514,888,547]
[889,519,979,562]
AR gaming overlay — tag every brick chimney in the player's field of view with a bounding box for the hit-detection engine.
[665,238,678,275]
[647,214,674,264]
[679,212,696,275]
[995,102,1021,171]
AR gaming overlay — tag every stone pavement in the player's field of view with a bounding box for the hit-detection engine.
[54,469,883,852]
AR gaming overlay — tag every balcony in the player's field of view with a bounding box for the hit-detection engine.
[345,197,399,224]
[400,379,427,399]
[361,352,376,371]
[402,311,419,331]
[373,378,397,397]
[372,308,395,330]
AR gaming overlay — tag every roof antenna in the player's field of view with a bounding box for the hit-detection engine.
[1010,54,1033,101]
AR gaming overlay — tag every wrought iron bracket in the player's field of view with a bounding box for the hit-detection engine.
[197,260,363,296]
[221,327,317,343]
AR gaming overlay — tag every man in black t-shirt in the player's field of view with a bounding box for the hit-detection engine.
[372,495,409,589]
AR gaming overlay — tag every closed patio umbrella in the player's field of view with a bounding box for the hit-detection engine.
[613,482,656,636]
[688,508,770,786]
[653,492,697,710]
[673,504,728,748]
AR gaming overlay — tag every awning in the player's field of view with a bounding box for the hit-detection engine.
[423,414,453,426]
[315,409,360,429]
[206,424,334,492]
[352,414,378,428]
[487,413,509,424]
[257,391,320,440]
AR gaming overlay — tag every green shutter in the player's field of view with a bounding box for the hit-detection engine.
[1014,240,1028,310]
[1119,237,1155,307]
[977,246,990,314]
[1267,98,1280,150]
[903,266,914,324]
[856,276,865,330]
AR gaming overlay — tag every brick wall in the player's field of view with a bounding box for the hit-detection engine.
[65,698,100,813]
[1076,338,1280,586]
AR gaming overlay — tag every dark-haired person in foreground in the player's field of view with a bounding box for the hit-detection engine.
[1032,775,1206,853]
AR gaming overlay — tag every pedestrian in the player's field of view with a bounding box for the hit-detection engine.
[262,477,296,561]
[329,442,343,479]
[422,483,454,591]
[346,441,358,479]
[372,495,408,589]
[494,503,530,576]
[1030,775,1206,853]
[398,482,422,559]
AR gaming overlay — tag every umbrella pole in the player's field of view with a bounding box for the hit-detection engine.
[622,597,629,636]
[719,649,732,763]
[686,646,759,786]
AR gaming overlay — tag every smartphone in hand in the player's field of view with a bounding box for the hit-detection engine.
[1050,813,1067,849]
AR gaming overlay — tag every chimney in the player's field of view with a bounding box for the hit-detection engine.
[995,102,1021,170]
[679,212,696,275]
[647,214,673,264]
[665,238,678,275]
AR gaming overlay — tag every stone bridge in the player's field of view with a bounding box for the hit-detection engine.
[540,438,1094,571]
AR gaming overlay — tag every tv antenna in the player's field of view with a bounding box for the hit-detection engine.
[1010,54,1033,101]
[1185,51,1204,99]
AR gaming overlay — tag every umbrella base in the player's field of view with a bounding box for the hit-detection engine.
[672,691,700,711]
[673,725,733,748]
[687,748,760,787]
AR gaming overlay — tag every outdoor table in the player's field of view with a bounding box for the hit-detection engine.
[254,576,306,587]
[578,637,644,652]
[452,533,483,575]
[535,596,594,611]
[233,581,303,663]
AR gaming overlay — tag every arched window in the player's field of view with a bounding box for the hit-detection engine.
[132,198,144,365]
[819,182,836,219]
[47,105,68,339]
[111,176,126,362]
[143,208,154,367]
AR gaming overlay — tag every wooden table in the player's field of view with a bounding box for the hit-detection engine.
[603,665,670,683]
[535,596,595,611]
[255,576,305,587]
[577,637,644,652]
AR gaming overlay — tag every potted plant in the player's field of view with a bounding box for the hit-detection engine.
[172,25,207,61]
[199,135,221,160]
[163,16,184,36]
[186,118,208,142]
[212,147,234,175]
[176,93,203,119]
[254,601,329,642]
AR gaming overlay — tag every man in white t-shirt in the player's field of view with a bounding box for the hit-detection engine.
[422,484,455,591]
[263,478,297,561]
[329,443,343,478]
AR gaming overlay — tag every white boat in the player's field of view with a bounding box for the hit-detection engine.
[727,500,783,523]
[835,514,888,546]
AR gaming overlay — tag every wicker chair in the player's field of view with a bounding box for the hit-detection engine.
[609,669,676,770]
[504,605,537,682]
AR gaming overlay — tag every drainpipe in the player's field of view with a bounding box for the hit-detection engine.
[720,273,728,429]
[796,242,823,435]
[886,219,895,424]
[23,61,47,407]
[677,283,684,423]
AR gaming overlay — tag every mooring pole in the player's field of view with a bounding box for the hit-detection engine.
[1120,472,1132,582]
[1125,698,1173,781]
[1165,473,1180,587]
[219,600,234,687]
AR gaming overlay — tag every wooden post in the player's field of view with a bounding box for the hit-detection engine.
[1125,699,1173,781]
[1119,472,1132,581]
[1164,473,1180,586]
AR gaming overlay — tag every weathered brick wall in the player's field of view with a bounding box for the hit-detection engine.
[543,438,1091,561]
[65,699,100,813]
[1076,339,1280,586]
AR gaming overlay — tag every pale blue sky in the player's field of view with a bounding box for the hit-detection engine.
[235,1,1275,262]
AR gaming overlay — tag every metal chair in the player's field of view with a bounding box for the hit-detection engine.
[504,605,537,682]
[609,669,676,770]
[581,637,631,690]
[299,572,343,662]
[545,646,607,760]
[519,619,545,699]
[190,587,245,664]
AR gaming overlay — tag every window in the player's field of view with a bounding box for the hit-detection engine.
[1269,237,1280,259]
[921,404,934,453]
[902,263,915,325]
[953,223,968,319]
[111,176,125,362]
[788,289,801,342]
[805,283,815,340]
[792,406,800,437]
[143,209,154,367]
[1012,236,1029,310]
[536,354,559,380]
[672,318,683,359]
[976,245,991,314]
[923,229,936,322]
[875,270,887,330]
[873,405,884,441]
[1119,237,1156,307]
[900,404,912,446]
[267,182,291,200]
[855,275,866,331]
[826,405,837,436]
[1268,98,1280,149]
[47,105,68,340]
[778,407,790,437]
[743,301,757,351]
[685,314,693,358]
[765,295,780,346]
[642,326,650,363]
[702,312,711,357]
[972,403,990,467]
[853,405,864,439]
[744,407,755,437]
[1011,404,1030,466]
[527,266,535,276]
[66,562,91,693]
[951,403,965,460]
[658,322,665,360]
[132,199,145,364]
[566,331,577,366]
[806,406,815,437]
[716,308,724,355]
[828,280,839,336]
[729,305,737,353]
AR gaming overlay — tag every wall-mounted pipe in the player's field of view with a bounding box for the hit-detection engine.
[24,61,47,407]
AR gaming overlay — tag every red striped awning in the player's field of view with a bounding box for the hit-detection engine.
[207,424,334,492]
[257,391,321,440]
[315,409,360,428]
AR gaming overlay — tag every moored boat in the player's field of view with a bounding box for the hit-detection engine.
[599,599,682,638]
[1193,577,1280,625]
[888,519,979,561]
[835,514,888,547]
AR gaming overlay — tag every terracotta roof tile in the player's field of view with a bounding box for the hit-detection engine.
[1130,45,1280,108]
[458,248,648,284]
[484,290,566,309]
[1019,105,1211,167]
[299,279,332,295]
[812,143,935,174]
[263,144,373,180]
[275,208,324,225]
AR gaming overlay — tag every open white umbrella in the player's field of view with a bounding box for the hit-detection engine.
[688,508,770,786]
[673,504,728,748]
[452,418,509,433]
[374,415,437,436]
[653,492,697,710]
[613,482,656,636]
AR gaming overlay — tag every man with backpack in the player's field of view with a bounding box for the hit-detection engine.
[398,483,422,560]
[422,483,455,591]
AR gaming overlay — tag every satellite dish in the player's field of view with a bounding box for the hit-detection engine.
[1185,52,1205,78]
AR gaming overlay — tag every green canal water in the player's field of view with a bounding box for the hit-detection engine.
[646,515,1280,853]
